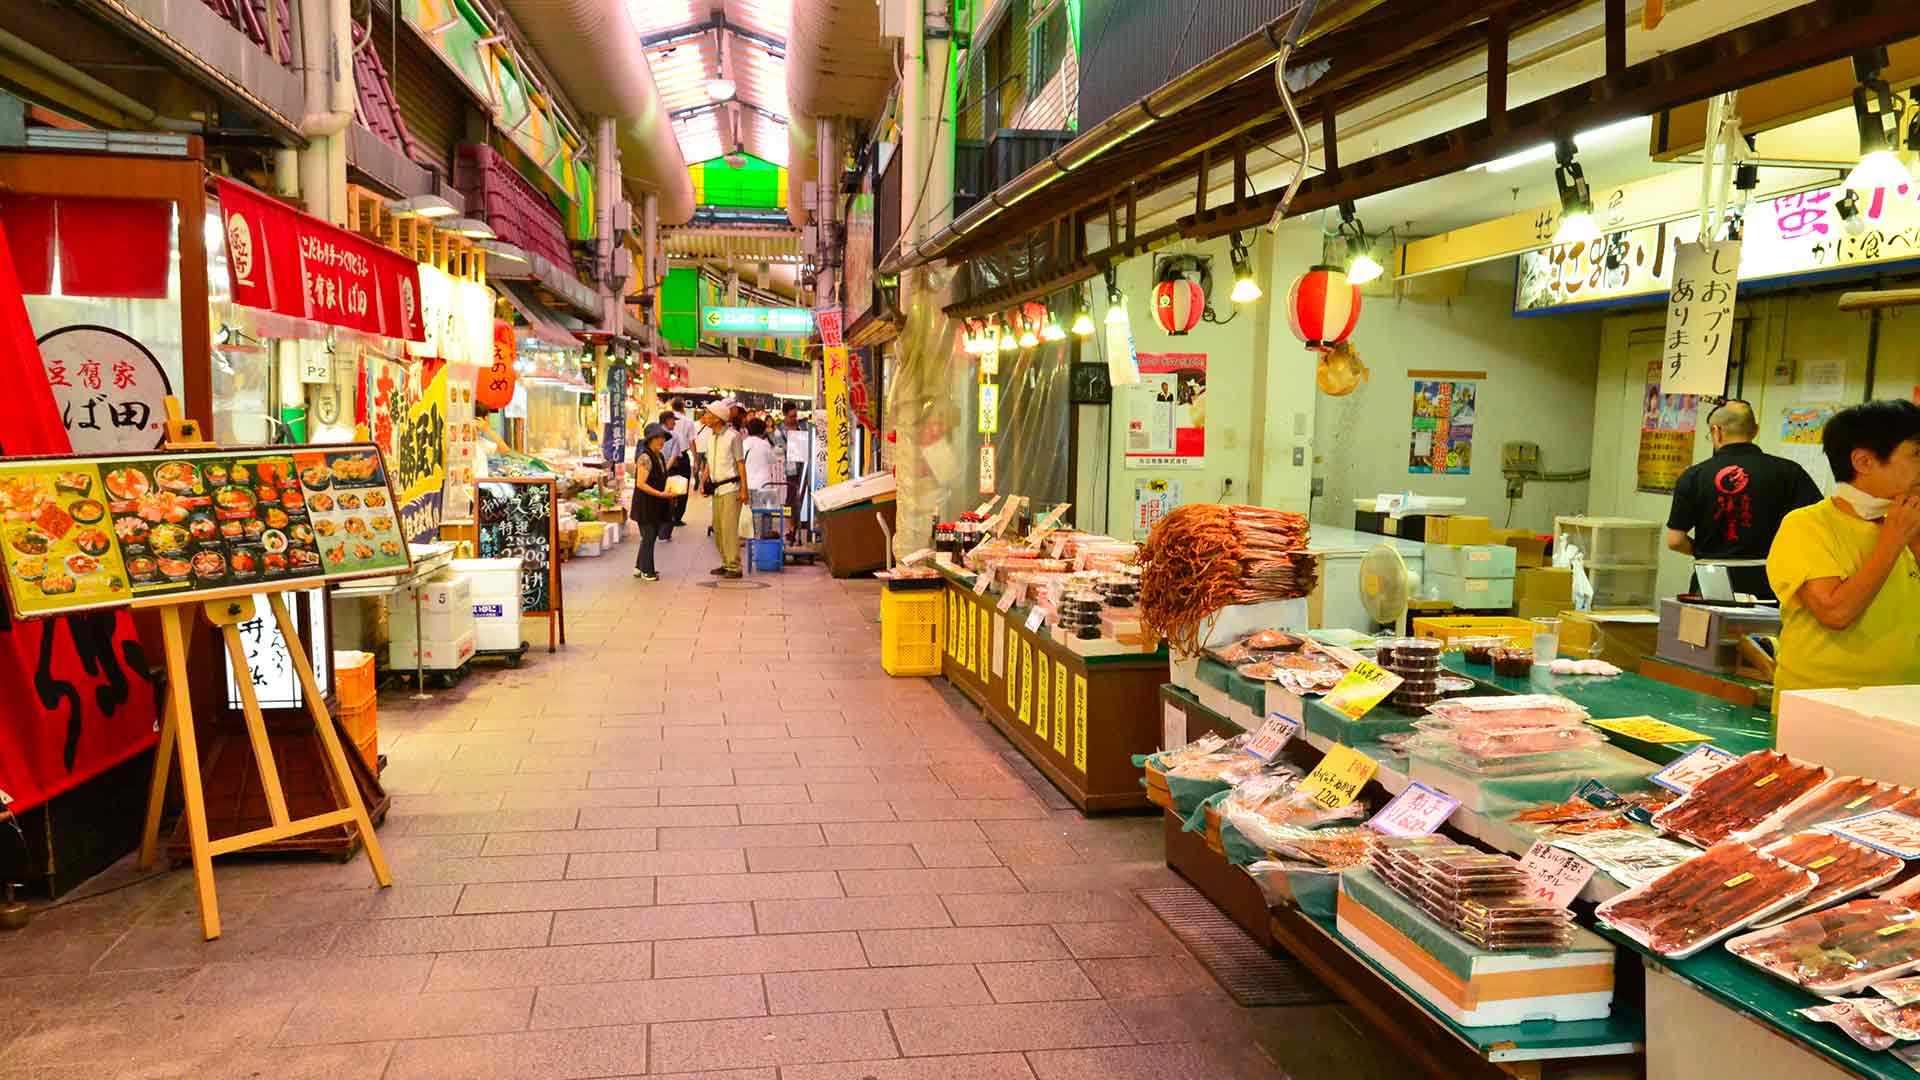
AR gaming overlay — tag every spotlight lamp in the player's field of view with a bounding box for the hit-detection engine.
[1336,204,1383,287]
[1103,268,1128,326]
[1018,317,1039,349]
[1041,308,1067,341]
[1552,140,1601,245]
[1070,287,1096,336]
[1845,47,1914,193]
[1228,231,1262,303]
[998,322,1017,352]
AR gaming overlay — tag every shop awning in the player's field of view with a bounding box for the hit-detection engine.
[496,280,581,350]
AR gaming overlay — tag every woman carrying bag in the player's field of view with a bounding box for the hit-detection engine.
[632,424,675,581]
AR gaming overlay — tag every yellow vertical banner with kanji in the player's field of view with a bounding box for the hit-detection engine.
[825,345,853,485]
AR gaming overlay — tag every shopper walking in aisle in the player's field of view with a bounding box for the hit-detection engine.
[631,424,673,581]
[699,400,747,578]
[660,407,696,536]
[781,401,808,543]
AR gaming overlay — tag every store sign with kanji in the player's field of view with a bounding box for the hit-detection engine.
[391,367,450,544]
[36,325,173,453]
[1517,180,1920,313]
[215,177,425,341]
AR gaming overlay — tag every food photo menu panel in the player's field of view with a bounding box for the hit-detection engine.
[0,444,411,618]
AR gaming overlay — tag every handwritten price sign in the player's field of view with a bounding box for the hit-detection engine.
[1520,841,1596,910]
[1649,744,1739,794]
[1589,715,1710,744]
[1299,745,1378,811]
[1368,782,1460,838]
[1323,660,1404,720]
[1824,810,1920,860]
[1242,712,1301,763]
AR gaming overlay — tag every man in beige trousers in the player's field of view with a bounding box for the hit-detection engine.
[698,400,746,578]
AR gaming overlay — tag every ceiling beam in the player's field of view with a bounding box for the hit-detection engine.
[641,13,786,56]
[672,99,789,126]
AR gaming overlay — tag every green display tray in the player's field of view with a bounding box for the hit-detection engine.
[1442,655,1774,762]
[1592,925,1920,1080]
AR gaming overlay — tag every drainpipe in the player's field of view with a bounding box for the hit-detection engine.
[919,1,954,239]
[297,0,355,225]
[596,116,621,334]
[898,0,922,257]
[641,192,659,297]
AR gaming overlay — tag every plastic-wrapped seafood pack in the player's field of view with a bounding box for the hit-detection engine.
[1596,841,1816,957]
[1369,838,1575,951]
[1549,830,1699,889]
[1752,831,1905,927]
[1250,826,1382,870]
[1220,773,1367,848]
[1726,898,1920,996]
[1651,750,1833,847]
[1748,776,1915,841]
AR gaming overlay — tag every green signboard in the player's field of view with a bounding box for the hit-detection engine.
[701,307,815,336]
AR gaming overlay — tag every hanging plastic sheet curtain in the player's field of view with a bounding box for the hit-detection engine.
[886,265,1071,558]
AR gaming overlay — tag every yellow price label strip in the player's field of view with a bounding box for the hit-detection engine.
[1298,744,1379,811]
[1587,715,1711,744]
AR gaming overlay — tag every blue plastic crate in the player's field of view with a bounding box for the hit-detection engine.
[749,537,785,572]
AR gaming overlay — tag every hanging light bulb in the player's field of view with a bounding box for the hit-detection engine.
[1333,205,1384,286]
[1103,269,1128,326]
[998,321,1017,352]
[1041,302,1067,341]
[1552,140,1602,244]
[1227,231,1263,303]
[1070,286,1096,336]
[1018,316,1039,349]
[1844,48,1914,192]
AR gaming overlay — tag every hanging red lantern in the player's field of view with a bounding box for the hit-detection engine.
[477,320,518,410]
[1152,277,1205,336]
[1287,265,1362,350]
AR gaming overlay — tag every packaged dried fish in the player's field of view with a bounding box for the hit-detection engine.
[1859,998,1920,1041]
[1753,831,1904,928]
[1751,776,1914,841]
[1551,830,1698,889]
[1726,898,1920,995]
[1798,1001,1898,1052]
[1596,842,1816,958]
[1873,975,1920,1006]
[1651,751,1833,847]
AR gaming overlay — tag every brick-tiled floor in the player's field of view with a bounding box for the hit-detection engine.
[0,504,1415,1079]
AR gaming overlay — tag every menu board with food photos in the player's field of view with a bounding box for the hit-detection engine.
[0,444,411,618]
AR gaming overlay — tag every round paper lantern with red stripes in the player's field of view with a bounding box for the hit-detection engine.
[1152,277,1206,336]
[1287,265,1362,350]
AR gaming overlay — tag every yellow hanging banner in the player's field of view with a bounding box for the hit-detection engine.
[1053,660,1069,755]
[1035,657,1051,740]
[1020,642,1034,726]
[1072,674,1088,773]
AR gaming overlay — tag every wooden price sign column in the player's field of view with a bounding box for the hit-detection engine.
[0,436,410,939]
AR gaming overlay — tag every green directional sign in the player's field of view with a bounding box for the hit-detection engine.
[700,306,815,336]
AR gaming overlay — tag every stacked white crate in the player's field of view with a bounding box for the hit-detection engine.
[451,557,525,653]
[390,572,477,670]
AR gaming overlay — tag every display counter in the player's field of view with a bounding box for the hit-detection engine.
[1159,662,1886,1080]
[932,564,1167,812]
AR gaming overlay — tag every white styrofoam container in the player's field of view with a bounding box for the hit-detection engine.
[603,522,621,545]
[1423,543,1518,579]
[389,628,477,671]
[575,540,604,558]
[1200,598,1310,648]
[815,471,897,513]
[452,558,524,655]
[1427,572,1515,610]
[453,558,523,599]
[1779,686,1920,790]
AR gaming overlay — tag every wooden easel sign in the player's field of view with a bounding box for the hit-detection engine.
[476,477,565,651]
[0,441,411,940]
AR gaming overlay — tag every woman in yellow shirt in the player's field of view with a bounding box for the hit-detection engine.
[1767,399,1920,701]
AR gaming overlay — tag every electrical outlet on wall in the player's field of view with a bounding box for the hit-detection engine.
[1502,441,1541,471]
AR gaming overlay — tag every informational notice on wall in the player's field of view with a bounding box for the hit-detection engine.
[1779,404,1838,494]
[1408,378,1475,475]
[1636,356,1701,494]
[1123,353,1206,469]
[1132,478,1180,540]
[1661,240,1741,397]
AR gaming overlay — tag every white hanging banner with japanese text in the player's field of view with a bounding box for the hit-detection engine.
[1660,240,1740,397]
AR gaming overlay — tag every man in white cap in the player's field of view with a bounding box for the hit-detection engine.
[698,399,747,577]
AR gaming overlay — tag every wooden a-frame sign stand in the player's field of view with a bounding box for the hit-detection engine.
[132,402,391,939]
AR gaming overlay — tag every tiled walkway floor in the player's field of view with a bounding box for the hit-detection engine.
[0,504,1413,1080]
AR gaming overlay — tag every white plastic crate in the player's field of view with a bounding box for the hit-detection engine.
[1553,516,1660,568]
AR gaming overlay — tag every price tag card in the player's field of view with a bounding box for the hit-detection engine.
[1299,745,1378,811]
[1589,715,1711,744]
[973,567,994,595]
[1368,782,1460,837]
[1323,661,1404,720]
[1242,712,1301,763]
[1520,841,1596,910]
[1162,701,1186,752]
[1030,502,1071,537]
[1024,607,1046,633]
[1824,810,1920,860]
[1649,744,1739,794]
[899,548,934,567]
[997,586,1019,613]
[974,497,999,517]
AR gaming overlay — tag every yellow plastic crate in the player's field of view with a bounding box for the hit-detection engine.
[880,587,945,676]
[1410,615,1534,649]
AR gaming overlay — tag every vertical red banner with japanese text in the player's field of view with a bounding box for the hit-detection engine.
[214,178,425,342]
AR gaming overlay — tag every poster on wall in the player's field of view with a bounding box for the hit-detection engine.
[442,368,478,524]
[370,360,449,543]
[37,325,173,453]
[1635,358,1701,493]
[1133,478,1181,540]
[1779,405,1837,494]
[1408,379,1475,475]
[1124,353,1205,469]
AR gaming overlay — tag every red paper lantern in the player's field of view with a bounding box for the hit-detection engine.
[1152,277,1205,336]
[1287,265,1362,350]
[477,320,518,410]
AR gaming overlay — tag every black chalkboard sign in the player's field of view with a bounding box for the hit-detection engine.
[476,476,564,651]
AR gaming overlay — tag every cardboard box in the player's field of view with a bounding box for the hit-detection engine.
[1423,543,1518,579]
[1505,535,1550,567]
[1427,573,1514,611]
[1337,869,1614,1027]
[1515,567,1573,603]
[1424,515,1493,546]
[1779,686,1920,789]
[1516,599,1566,621]
[1558,608,1660,667]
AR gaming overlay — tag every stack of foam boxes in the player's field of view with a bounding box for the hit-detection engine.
[452,557,525,654]
[390,572,477,672]
[1422,543,1518,611]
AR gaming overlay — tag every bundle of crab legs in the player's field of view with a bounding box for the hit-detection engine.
[1139,504,1318,656]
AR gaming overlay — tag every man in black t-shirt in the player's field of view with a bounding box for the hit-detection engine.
[1665,400,1822,600]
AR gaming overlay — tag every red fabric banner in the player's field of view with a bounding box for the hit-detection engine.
[0,220,161,814]
[0,195,54,295]
[215,177,425,341]
[57,198,172,300]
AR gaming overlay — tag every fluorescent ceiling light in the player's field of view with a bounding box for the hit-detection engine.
[1481,118,1644,174]
[446,217,496,240]
[388,194,458,219]
[478,240,529,265]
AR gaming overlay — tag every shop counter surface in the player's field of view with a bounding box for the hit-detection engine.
[932,568,1166,812]
[1441,654,1774,761]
